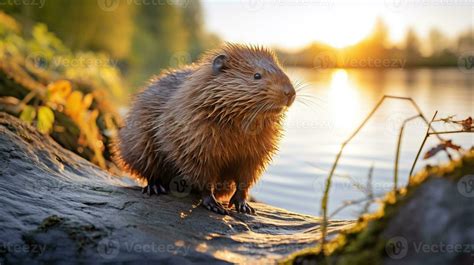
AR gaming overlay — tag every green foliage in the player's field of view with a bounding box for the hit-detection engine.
[2,0,134,59]
[2,0,220,88]
[0,12,123,170]
[37,106,54,134]
[19,105,35,123]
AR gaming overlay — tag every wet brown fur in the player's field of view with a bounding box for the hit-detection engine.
[114,43,294,201]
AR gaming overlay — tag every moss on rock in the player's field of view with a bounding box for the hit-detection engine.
[283,151,474,265]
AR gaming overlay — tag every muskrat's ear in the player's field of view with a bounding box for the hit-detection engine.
[212,54,227,75]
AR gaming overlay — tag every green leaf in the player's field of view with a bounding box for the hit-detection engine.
[19,105,36,124]
[37,106,55,134]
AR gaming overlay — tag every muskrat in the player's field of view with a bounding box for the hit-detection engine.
[115,43,295,215]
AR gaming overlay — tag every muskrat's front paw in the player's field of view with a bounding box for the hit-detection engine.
[230,197,256,215]
[142,184,167,196]
[202,195,229,215]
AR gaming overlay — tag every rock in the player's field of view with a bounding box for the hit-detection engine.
[0,113,353,264]
[286,151,474,265]
[382,177,474,265]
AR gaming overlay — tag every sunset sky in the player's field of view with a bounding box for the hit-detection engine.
[202,0,473,50]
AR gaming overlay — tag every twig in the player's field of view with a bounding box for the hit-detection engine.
[361,164,374,216]
[394,115,421,192]
[329,193,384,219]
[13,90,36,113]
[428,130,473,135]
[329,197,374,219]
[408,111,440,179]
[320,95,445,248]
[305,161,369,194]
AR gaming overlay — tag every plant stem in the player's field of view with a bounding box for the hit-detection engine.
[320,95,445,248]
[394,115,421,192]
[408,111,438,180]
[429,130,473,135]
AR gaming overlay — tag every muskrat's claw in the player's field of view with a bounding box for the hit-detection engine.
[230,197,256,215]
[142,184,167,196]
[202,195,228,215]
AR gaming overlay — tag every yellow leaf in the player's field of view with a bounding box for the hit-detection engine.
[82,93,94,110]
[37,106,55,134]
[47,80,72,104]
[65,91,83,118]
[19,105,36,124]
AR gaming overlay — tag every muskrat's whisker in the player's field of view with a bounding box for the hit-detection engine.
[295,97,325,110]
[296,95,323,105]
[293,79,310,90]
[297,93,325,104]
[294,83,310,94]
[244,102,266,130]
[296,99,320,109]
[296,99,311,108]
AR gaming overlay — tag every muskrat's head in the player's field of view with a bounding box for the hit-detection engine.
[200,43,295,122]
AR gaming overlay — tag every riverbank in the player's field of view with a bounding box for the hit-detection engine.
[0,113,353,264]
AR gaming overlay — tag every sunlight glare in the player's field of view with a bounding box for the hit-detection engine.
[328,70,361,131]
[321,22,372,49]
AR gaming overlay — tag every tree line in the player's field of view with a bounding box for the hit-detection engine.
[2,0,220,88]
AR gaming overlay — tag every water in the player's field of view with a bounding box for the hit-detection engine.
[251,68,473,219]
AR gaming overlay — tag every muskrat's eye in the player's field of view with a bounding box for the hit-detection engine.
[254,73,262,80]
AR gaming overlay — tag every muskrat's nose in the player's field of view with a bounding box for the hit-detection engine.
[282,85,296,106]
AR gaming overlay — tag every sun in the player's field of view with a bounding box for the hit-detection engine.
[309,9,376,49]
[328,69,362,129]
[321,22,373,49]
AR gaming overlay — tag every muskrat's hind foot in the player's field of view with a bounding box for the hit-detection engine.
[230,192,256,215]
[202,194,228,215]
[142,183,167,196]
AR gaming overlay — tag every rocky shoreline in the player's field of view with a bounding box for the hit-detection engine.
[0,113,353,264]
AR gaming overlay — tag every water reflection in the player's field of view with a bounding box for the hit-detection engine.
[253,68,473,219]
[328,69,362,130]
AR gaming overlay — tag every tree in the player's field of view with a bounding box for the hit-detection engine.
[428,28,446,56]
[404,28,421,62]
[128,4,188,87]
[457,28,474,53]
[2,0,135,59]
[370,17,389,48]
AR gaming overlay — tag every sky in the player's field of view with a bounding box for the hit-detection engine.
[201,0,473,51]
